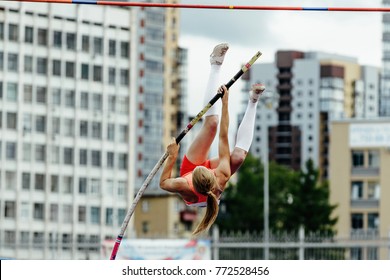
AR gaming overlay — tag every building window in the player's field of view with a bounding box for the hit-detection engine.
[109,40,116,56]
[120,41,129,58]
[368,150,379,168]
[78,206,86,223]
[352,151,364,167]
[35,144,46,162]
[90,179,100,195]
[93,37,103,55]
[52,60,61,76]
[81,35,89,52]
[20,202,30,220]
[24,55,33,73]
[91,150,101,167]
[65,61,75,78]
[36,87,47,104]
[108,96,116,112]
[51,146,60,164]
[35,115,46,133]
[106,208,113,225]
[5,201,16,218]
[118,209,126,225]
[64,147,74,165]
[107,152,114,168]
[24,114,33,134]
[107,123,115,141]
[33,173,45,191]
[92,93,102,110]
[142,221,150,234]
[50,204,59,222]
[91,207,101,224]
[37,57,47,75]
[119,125,128,142]
[23,143,31,162]
[24,84,33,103]
[6,142,16,160]
[33,203,45,220]
[93,65,102,82]
[118,181,126,197]
[108,67,116,85]
[64,119,74,137]
[52,88,61,105]
[120,69,129,86]
[79,177,87,194]
[351,213,363,229]
[367,213,379,229]
[92,122,101,139]
[63,205,73,223]
[66,32,76,50]
[37,28,48,46]
[79,149,87,165]
[367,181,380,199]
[6,173,16,190]
[118,153,127,170]
[142,200,149,212]
[7,112,17,129]
[20,232,30,245]
[53,31,62,48]
[22,173,31,190]
[351,181,363,200]
[5,231,16,246]
[8,53,18,72]
[51,175,59,193]
[7,82,18,102]
[65,90,75,107]
[52,117,60,135]
[63,176,73,194]
[8,24,19,41]
[79,120,88,137]
[117,97,128,114]
[80,91,89,109]
[81,63,89,80]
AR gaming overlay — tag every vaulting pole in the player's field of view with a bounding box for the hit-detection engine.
[9,0,390,12]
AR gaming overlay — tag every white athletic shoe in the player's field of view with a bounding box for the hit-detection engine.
[250,83,265,103]
[210,43,229,65]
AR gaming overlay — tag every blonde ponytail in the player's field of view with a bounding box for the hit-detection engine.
[192,192,219,235]
[192,167,219,235]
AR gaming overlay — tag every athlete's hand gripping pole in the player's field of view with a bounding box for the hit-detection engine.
[110,51,262,260]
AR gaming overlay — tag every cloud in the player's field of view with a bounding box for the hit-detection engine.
[180,0,382,66]
[178,0,383,145]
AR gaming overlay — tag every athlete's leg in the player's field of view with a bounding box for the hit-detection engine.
[230,84,265,174]
[186,43,229,165]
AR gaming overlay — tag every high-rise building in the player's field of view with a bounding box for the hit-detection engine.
[382,0,390,116]
[0,1,183,259]
[240,51,380,179]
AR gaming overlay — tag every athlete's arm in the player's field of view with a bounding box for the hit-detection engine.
[160,138,187,193]
[216,85,231,184]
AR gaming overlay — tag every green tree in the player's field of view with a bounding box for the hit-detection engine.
[283,159,338,234]
[217,155,337,234]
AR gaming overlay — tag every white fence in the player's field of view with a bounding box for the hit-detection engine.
[211,227,390,260]
[1,228,389,260]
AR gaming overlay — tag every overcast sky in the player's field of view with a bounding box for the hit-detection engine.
[178,0,382,115]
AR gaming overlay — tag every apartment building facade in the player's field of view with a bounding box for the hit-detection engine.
[329,119,390,259]
[240,51,380,179]
[0,1,182,259]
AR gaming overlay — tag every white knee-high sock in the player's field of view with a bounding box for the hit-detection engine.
[203,65,222,117]
[235,100,258,152]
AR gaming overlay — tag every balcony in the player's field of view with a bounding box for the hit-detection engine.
[350,199,379,209]
[351,167,380,177]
